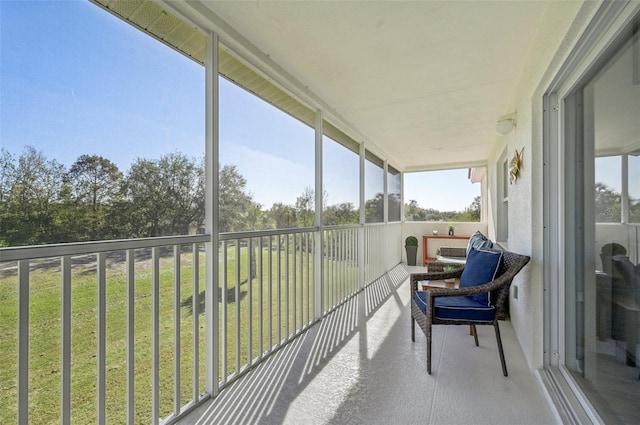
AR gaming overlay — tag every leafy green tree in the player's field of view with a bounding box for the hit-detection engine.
[124,158,167,237]
[124,153,204,237]
[365,192,384,223]
[6,146,66,244]
[270,202,296,229]
[404,199,426,221]
[159,153,204,235]
[0,148,16,245]
[219,164,254,233]
[595,182,621,223]
[405,196,481,223]
[324,202,358,225]
[388,193,402,222]
[65,155,123,240]
[295,187,315,228]
[450,196,481,222]
[67,155,122,211]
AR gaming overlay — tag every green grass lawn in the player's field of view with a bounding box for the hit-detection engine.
[0,236,345,425]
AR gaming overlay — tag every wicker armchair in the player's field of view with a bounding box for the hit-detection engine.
[411,249,530,376]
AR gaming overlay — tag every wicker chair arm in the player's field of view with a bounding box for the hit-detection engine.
[410,266,464,292]
[424,272,511,299]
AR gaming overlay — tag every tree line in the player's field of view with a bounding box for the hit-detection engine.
[1,146,488,247]
[0,147,366,247]
[0,147,207,246]
[404,197,481,222]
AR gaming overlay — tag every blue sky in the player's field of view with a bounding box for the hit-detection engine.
[1,0,479,211]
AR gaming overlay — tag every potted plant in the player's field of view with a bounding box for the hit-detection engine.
[448,225,455,236]
[443,265,456,282]
[599,243,627,275]
[405,236,419,266]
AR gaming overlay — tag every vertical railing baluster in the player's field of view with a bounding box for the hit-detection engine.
[299,233,303,326]
[292,234,297,332]
[152,247,160,425]
[17,260,29,425]
[247,238,253,367]
[61,256,71,425]
[60,255,71,425]
[329,231,333,306]
[258,237,263,357]
[308,232,312,324]
[285,235,290,337]
[352,229,362,292]
[333,231,337,306]
[235,241,241,374]
[338,231,342,303]
[328,231,332,309]
[192,243,200,401]
[277,235,281,344]
[268,237,273,349]
[300,233,309,327]
[303,233,307,324]
[126,249,135,425]
[97,252,106,425]
[222,241,228,383]
[174,245,181,416]
[365,227,369,284]
[326,231,330,312]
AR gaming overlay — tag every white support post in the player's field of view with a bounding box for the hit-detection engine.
[383,160,389,271]
[205,31,220,397]
[314,110,323,319]
[359,144,366,289]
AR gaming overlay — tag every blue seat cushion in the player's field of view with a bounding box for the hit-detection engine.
[459,248,504,305]
[414,291,496,322]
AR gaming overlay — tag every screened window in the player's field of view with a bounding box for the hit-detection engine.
[387,165,401,222]
[0,0,205,245]
[364,150,384,223]
[322,123,359,225]
[499,154,509,242]
[219,77,315,231]
[595,154,640,223]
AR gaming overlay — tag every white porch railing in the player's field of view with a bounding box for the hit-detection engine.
[0,235,209,425]
[365,223,387,284]
[322,225,359,313]
[217,228,317,389]
[0,224,400,424]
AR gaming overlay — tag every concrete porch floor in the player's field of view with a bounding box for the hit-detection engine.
[178,265,558,425]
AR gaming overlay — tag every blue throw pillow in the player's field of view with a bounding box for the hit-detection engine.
[466,231,493,257]
[459,248,504,305]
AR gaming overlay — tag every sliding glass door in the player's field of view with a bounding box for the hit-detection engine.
[563,18,640,423]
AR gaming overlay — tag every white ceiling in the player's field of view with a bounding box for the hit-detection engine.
[202,0,549,171]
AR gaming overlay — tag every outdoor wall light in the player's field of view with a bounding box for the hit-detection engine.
[496,117,516,135]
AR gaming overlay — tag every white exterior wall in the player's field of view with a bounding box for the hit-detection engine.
[485,0,600,370]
